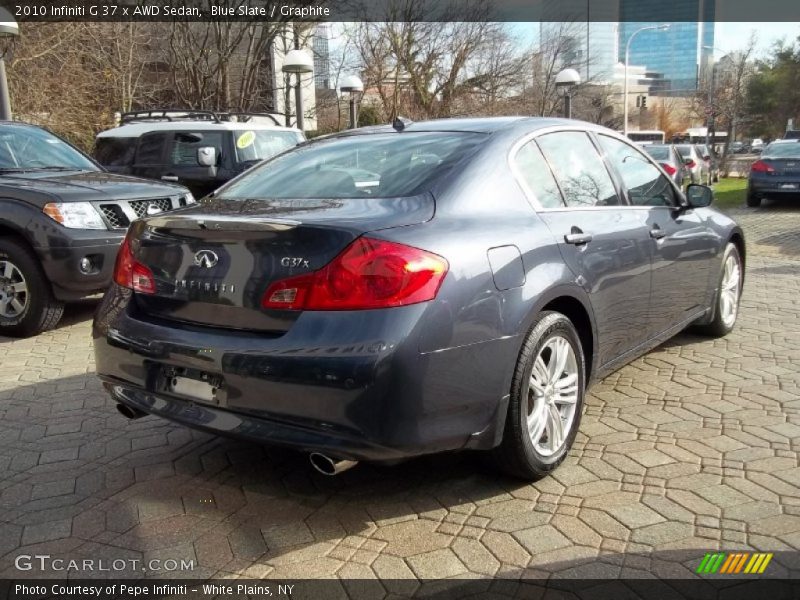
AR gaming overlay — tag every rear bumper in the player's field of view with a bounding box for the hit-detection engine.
[93,285,517,461]
[748,178,800,197]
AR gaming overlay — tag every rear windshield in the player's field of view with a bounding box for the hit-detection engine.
[644,146,670,160]
[218,132,485,199]
[675,145,692,157]
[763,142,800,158]
[94,137,137,167]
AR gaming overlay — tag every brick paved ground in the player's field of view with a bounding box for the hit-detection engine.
[0,202,799,584]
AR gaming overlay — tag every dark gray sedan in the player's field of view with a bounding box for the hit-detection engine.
[93,117,745,480]
[747,139,800,207]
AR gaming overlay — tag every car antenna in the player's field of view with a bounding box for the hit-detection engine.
[392,116,412,132]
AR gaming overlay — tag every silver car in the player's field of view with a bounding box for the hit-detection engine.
[675,144,711,184]
[643,144,690,188]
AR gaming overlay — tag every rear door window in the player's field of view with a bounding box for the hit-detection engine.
[134,132,168,166]
[94,138,136,167]
[536,132,621,207]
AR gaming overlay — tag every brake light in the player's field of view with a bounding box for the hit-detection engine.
[685,160,696,169]
[751,160,775,173]
[113,235,156,294]
[661,163,677,176]
[261,237,448,311]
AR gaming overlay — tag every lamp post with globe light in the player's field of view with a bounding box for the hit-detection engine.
[623,24,670,136]
[281,49,313,131]
[339,75,363,129]
[555,68,581,119]
[0,7,19,121]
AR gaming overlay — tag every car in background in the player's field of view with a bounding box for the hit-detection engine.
[94,117,744,480]
[747,139,800,207]
[674,144,710,184]
[730,141,746,154]
[694,143,719,183]
[750,138,764,154]
[0,121,192,337]
[641,144,690,188]
[94,110,305,198]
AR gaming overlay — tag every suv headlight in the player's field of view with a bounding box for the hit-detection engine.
[43,202,106,230]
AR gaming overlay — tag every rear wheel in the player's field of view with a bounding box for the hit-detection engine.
[746,191,761,207]
[494,311,586,480]
[697,243,742,338]
[0,239,64,338]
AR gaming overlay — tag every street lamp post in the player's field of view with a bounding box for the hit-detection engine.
[555,68,581,119]
[623,24,670,136]
[0,8,19,121]
[339,75,364,129]
[282,49,314,131]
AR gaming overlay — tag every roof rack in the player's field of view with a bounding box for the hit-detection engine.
[119,109,282,127]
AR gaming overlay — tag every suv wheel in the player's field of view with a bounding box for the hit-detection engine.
[0,239,64,337]
[494,311,586,480]
[746,191,761,208]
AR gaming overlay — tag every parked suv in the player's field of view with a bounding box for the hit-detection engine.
[93,110,305,198]
[0,121,193,337]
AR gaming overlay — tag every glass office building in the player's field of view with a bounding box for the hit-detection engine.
[619,0,715,93]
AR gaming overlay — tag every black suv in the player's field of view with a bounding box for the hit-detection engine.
[93,110,305,198]
[0,121,193,337]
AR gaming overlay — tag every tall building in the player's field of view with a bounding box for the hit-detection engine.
[313,25,331,89]
[619,0,715,94]
[540,0,620,83]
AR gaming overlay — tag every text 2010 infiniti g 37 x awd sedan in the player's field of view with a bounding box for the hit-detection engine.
[93,117,745,479]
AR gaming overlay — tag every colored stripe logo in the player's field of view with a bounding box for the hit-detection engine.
[696,552,773,574]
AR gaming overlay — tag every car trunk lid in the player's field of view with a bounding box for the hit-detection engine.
[131,195,434,332]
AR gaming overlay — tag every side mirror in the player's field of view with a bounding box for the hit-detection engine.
[686,184,713,208]
[197,146,216,167]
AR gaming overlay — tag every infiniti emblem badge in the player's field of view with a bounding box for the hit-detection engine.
[193,250,219,268]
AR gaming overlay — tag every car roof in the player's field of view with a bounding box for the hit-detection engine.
[97,120,302,138]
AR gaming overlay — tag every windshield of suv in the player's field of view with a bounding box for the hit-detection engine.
[219,131,485,199]
[0,124,99,171]
[234,130,304,163]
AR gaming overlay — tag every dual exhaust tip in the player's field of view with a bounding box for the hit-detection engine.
[116,404,358,476]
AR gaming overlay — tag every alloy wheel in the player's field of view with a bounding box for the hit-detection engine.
[719,251,741,328]
[526,335,579,457]
[0,260,28,318]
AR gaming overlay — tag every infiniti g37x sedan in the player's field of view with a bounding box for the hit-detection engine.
[93,118,745,480]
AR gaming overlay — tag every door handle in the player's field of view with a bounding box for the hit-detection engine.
[161,175,179,182]
[564,232,593,245]
[650,227,667,240]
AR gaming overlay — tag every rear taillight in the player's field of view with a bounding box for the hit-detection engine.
[751,160,775,173]
[113,235,156,294]
[261,237,448,311]
[685,160,696,169]
[661,163,677,176]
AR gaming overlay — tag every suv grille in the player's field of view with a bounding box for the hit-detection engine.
[130,198,173,218]
[98,197,177,229]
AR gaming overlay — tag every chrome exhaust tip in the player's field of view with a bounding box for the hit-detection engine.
[309,452,358,476]
[116,403,147,420]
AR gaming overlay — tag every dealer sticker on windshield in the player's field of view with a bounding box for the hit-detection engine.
[236,131,256,149]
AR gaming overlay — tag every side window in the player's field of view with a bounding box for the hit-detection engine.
[598,135,677,207]
[170,132,224,167]
[513,140,564,208]
[536,132,620,207]
[94,138,136,167]
[134,133,168,165]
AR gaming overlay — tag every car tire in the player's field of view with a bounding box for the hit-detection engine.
[0,239,64,338]
[697,242,743,338]
[746,192,761,208]
[493,311,586,480]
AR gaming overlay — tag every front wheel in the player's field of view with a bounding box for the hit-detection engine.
[0,239,64,338]
[493,311,586,480]
[697,243,743,338]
